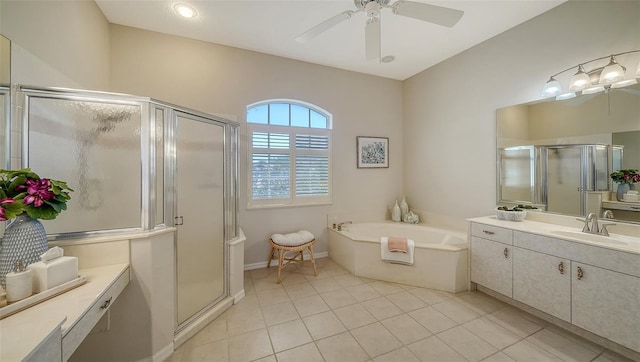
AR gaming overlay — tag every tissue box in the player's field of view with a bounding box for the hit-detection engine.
[28,256,78,293]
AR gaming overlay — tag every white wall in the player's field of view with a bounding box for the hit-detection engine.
[108,25,404,266]
[403,1,640,229]
[0,0,110,89]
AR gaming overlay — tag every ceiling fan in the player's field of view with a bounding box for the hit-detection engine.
[295,0,464,61]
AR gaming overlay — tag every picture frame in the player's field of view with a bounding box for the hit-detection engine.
[357,136,389,168]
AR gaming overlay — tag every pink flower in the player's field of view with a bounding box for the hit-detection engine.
[0,197,15,221]
[18,178,54,208]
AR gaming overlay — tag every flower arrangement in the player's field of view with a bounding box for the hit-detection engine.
[0,168,73,221]
[610,169,640,184]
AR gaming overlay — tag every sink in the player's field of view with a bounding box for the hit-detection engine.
[551,230,635,246]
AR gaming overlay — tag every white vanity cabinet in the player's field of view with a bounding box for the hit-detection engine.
[572,262,640,352]
[512,247,571,322]
[470,224,513,297]
[469,218,640,355]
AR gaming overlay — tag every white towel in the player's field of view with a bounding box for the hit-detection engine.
[381,237,415,265]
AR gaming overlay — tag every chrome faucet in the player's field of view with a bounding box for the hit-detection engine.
[337,221,352,231]
[578,213,615,236]
[602,210,614,219]
[588,213,599,234]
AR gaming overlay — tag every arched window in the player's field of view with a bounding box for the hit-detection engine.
[246,100,332,208]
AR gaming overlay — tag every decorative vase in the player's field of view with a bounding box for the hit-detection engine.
[400,196,409,220]
[391,200,401,222]
[0,214,48,288]
[616,183,630,201]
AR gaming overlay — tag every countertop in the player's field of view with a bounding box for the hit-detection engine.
[0,263,130,361]
[468,216,640,255]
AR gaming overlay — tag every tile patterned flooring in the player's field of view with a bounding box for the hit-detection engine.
[168,258,634,362]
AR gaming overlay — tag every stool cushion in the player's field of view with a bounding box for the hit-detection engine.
[271,230,315,246]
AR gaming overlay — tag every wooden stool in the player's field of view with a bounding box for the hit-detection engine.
[267,230,317,283]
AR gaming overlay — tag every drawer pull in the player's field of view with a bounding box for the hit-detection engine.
[558,262,564,274]
[632,206,640,210]
[483,230,495,235]
[577,266,584,280]
[100,296,113,310]
[503,247,508,258]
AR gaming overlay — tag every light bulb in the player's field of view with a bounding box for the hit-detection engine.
[174,3,197,19]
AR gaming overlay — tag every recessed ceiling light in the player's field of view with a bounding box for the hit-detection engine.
[381,55,395,63]
[174,3,197,19]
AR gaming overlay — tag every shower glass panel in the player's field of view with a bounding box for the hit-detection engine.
[545,146,583,215]
[27,96,142,234]
[176,112,226,325]
[155,107,165,226]
[498,146,534,203]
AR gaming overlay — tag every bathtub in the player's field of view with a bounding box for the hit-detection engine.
[328,221,469,292]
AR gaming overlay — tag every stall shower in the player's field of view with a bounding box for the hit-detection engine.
[17,86,238,334]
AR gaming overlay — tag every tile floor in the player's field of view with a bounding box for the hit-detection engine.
[168,258,634,362]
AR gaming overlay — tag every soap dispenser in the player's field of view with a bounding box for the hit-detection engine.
[6,260,33,302]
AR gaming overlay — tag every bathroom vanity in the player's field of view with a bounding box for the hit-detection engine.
[468,215,640,359]
[0,263,130,361]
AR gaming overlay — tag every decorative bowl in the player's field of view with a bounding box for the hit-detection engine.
[494,208,527,222]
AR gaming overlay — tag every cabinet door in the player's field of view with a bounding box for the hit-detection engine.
[471,236,512,297]
[572,263,640,352]
[513,248,570,322]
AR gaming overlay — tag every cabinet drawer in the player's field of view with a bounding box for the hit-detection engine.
[62,267,130,361]
[471,223,513,244]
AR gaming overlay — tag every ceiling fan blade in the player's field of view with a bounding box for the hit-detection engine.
[296,10,355,43]
[392,0,463,28]
[365,17,381,60]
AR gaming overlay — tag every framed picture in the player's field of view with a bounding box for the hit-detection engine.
[357,136,389,168]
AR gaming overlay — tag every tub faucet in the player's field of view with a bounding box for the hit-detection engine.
[337,221,352,231]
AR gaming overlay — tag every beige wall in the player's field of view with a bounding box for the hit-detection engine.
[109,25,404,266]
[403,1,640,229]
[0,0,110,89]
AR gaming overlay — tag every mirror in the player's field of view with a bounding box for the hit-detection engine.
[497,83,640,223]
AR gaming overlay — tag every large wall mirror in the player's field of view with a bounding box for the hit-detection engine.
[497,83,640,224]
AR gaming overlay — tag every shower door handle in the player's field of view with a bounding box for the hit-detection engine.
[175,216,184,226]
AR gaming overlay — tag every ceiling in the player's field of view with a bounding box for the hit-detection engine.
[95,0,565,81]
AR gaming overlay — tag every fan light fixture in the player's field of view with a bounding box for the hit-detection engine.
[542,49,640,99]
[174,3,197,19]
[295,0,464,62]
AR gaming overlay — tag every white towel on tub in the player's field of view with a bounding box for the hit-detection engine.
[381,237,415,265]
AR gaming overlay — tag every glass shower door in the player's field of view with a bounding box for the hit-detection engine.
[175,112,226,325]
[545,146,583,215]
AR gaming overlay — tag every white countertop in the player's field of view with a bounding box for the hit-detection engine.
[468,216,640,255]
[0,263,130,361]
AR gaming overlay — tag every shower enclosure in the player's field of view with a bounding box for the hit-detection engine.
[16,86,238,333]
[498,144,609,216]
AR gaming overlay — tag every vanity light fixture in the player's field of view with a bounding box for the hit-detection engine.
[542,49,640,98]
[568,65,591,92]
[174,3,197,19]
[599,56,625,85]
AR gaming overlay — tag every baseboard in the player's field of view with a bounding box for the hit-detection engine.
[153,343,174,362]
[244,252,328,271]
[233,289,245,303]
